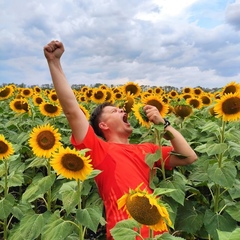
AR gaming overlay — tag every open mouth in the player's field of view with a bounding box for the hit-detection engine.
[122,113,128,123]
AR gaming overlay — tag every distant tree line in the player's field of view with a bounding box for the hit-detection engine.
[0,82,221,93]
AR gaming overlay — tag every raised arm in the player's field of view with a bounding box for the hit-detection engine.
[43,40,89,144]
[143,105,197,167]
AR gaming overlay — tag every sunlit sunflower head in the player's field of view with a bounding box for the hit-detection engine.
[33,86,42,94]
[50,146,93,181]
[21,88,33,98]
[168,90,179,99]
[193,87,203,96]
[39,102,62,117]
[123,92,135,113]
[84,89,93,101]
[140,91,151,99]
[182,87,193,94]
[122,82,141,97]
[114,92,124,101]
[48,92,59,103]
[0,135,14,161]
[118,183,172,232]
[0,86,14,100]
[221,81,240,95]
[142,95,169,118]
[79,104,90,120]
[214,92,240,122]
[200,94,213,106]
[186,97,203,109]
[181,93,192,100]
[132,102,150,128]
[78,94,87,102]
[32,95,45,106]
[174,104,193,119]
[154,87,163,95]
[9,98,30,113]
[105,89,115,103]
[91,88,107,104]
[29,124,62,158]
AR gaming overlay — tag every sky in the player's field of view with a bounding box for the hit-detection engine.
[1,0,240,89]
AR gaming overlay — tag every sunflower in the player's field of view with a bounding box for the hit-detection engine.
[132,102,150,128]
[29,124,62,158]
[118,183,172,232]
[39,102,62,117]
[122,82,141,97]
[221,81,240,95]
[0,86,15,100]
[33,86,42,94]
[153,87,163,95]
[0,135,14,161]
[186,97,203,109]
[168,90,179,99]
[123,92,135,113]
[114,92,124,101]
[193,87,203,96]
[48,92,59,103]
[174,105,193,119]
[32,95,44,106]
[142,95,169,118]
[105,89,115,103]
[91,88,107,104]
[50,146,93,181]
[9,98,29,113]
[200,94,212,106]
[21,88,33,98]
[182,87,193,94]
[214,92,240,122]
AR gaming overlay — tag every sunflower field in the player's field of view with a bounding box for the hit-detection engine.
[0,81,240,240]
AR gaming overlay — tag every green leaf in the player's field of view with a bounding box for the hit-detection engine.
[22,173,56,202]
[217,228,240,240]
[41,217,74,240]
[11,202,34,220]
[61,190,79,215]
[204,210,237,240]
[0,194,15,219]
[228,179,240,199]
[206,143,228,156]
[153,188,176,197]
[156,232,185,239]
[9,213,45,240]
[158,172,186,205]
[207,162,237,188]
[175,200,204,234]
[225,202,240,221]
[146,149,161,169]
[110,219,140,240]
[26,156,48,168]
[76,208,106,233]
[8,172,25,187]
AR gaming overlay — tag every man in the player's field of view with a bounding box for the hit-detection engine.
[44,40,197,239]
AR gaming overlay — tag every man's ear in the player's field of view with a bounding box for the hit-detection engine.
[99,122,108,130]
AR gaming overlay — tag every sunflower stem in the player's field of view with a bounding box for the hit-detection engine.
[213,120,226,213]
[3,160,8,240]
[77,179,83,240]
[149,228,154,239]
[46,162,52,211]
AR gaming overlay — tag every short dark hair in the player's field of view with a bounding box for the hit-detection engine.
[90,102,114,139]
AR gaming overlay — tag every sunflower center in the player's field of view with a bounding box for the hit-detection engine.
[94,91,104,99]
[44,104,59,114]
[189,99,200,108]
[0,87,11,97]
[0,141,8,154]
[174,105,192,118]
[126,195,161,225]
[146,100,163,112]
[126,85,138,95]
[61,153,84,171]
[223,86,236,94]
[222,97,240,115]
[36,130,56,150]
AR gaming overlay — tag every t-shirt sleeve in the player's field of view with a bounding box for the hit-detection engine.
[70,125,108,167]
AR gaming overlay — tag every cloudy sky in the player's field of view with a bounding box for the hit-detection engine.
[1,0,240,89]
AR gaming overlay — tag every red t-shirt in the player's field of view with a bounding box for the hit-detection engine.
[71,125,173,239]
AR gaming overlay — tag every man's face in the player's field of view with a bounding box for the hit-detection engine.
[99,106,132,135]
